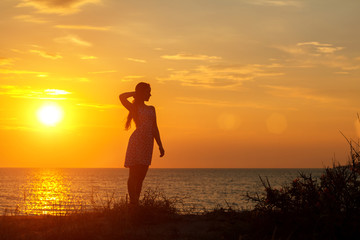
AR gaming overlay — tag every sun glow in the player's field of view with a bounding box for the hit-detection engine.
[37,103,64,126]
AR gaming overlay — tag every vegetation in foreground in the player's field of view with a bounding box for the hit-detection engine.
[246,123,360,240]
[2,152,360,240]
[0,188,249,240]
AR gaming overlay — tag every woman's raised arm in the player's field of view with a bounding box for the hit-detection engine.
[119,92,135,111]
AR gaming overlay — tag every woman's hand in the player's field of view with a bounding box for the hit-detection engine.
[159,146,165,157]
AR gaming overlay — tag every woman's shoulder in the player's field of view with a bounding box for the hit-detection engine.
[146,105,156,115]
[146,105,155,110]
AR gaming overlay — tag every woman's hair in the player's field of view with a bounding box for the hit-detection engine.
[125,82,151,130]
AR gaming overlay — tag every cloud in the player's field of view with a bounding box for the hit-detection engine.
[49,76,90,82]
[176,97,296,110]
[16,0,101,15]
[74,77,89,82]
[176,97,244,107]
[11,49,27,54]
[297,42,331,47]
[76,103,120,109]
[120,75,144,82]
[0,58,14,66]
[296,42,344,54]
[159,63,284,88]
[0,86,71,99]
[278,42,344,57]
[55,25,110,31]
[341,65,360,71]
[88,70,117,74]
[246,0,302,7]
[334,71,349,75]
[80,55,97,60]
[263,85,341,103]
[161,53,222,61]
[30,49,63,59]
[274,42,360,71]
[316,47,343,54]
[0,125,40,131]
[44,89,71,95]
[126,58,147,63]
[0,69,47,75]
[13,14,48,23]
[54,35,92,47]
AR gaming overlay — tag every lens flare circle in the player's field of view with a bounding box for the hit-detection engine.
[37,103,63,126]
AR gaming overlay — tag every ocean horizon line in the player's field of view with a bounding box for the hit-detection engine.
[0,167,324,169]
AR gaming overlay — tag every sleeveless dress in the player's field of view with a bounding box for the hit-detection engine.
[124,105,155,167]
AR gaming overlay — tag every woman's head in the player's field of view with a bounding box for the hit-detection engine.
[125,82,151,130]
[135,82,151,102]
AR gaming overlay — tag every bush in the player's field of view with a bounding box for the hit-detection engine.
[247,116,360,239]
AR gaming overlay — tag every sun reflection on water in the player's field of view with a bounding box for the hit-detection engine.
[19,169,85,215]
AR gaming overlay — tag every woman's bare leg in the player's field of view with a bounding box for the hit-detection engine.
[134,165,148,203]
[128,165,149,205]
[128,167,137,204]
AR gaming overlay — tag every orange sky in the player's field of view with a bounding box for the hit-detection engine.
[1,0,359,168]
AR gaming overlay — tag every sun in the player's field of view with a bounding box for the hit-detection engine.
[37,103,64,126]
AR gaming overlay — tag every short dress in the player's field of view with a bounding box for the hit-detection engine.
[124,105,155,167]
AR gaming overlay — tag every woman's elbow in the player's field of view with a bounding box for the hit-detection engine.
[153,126,159,134]
[119,94,125,103]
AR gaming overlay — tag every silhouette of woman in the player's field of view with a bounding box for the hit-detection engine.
[119,82,165,205]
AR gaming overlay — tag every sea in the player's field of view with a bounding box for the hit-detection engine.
[0,168,323,215]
